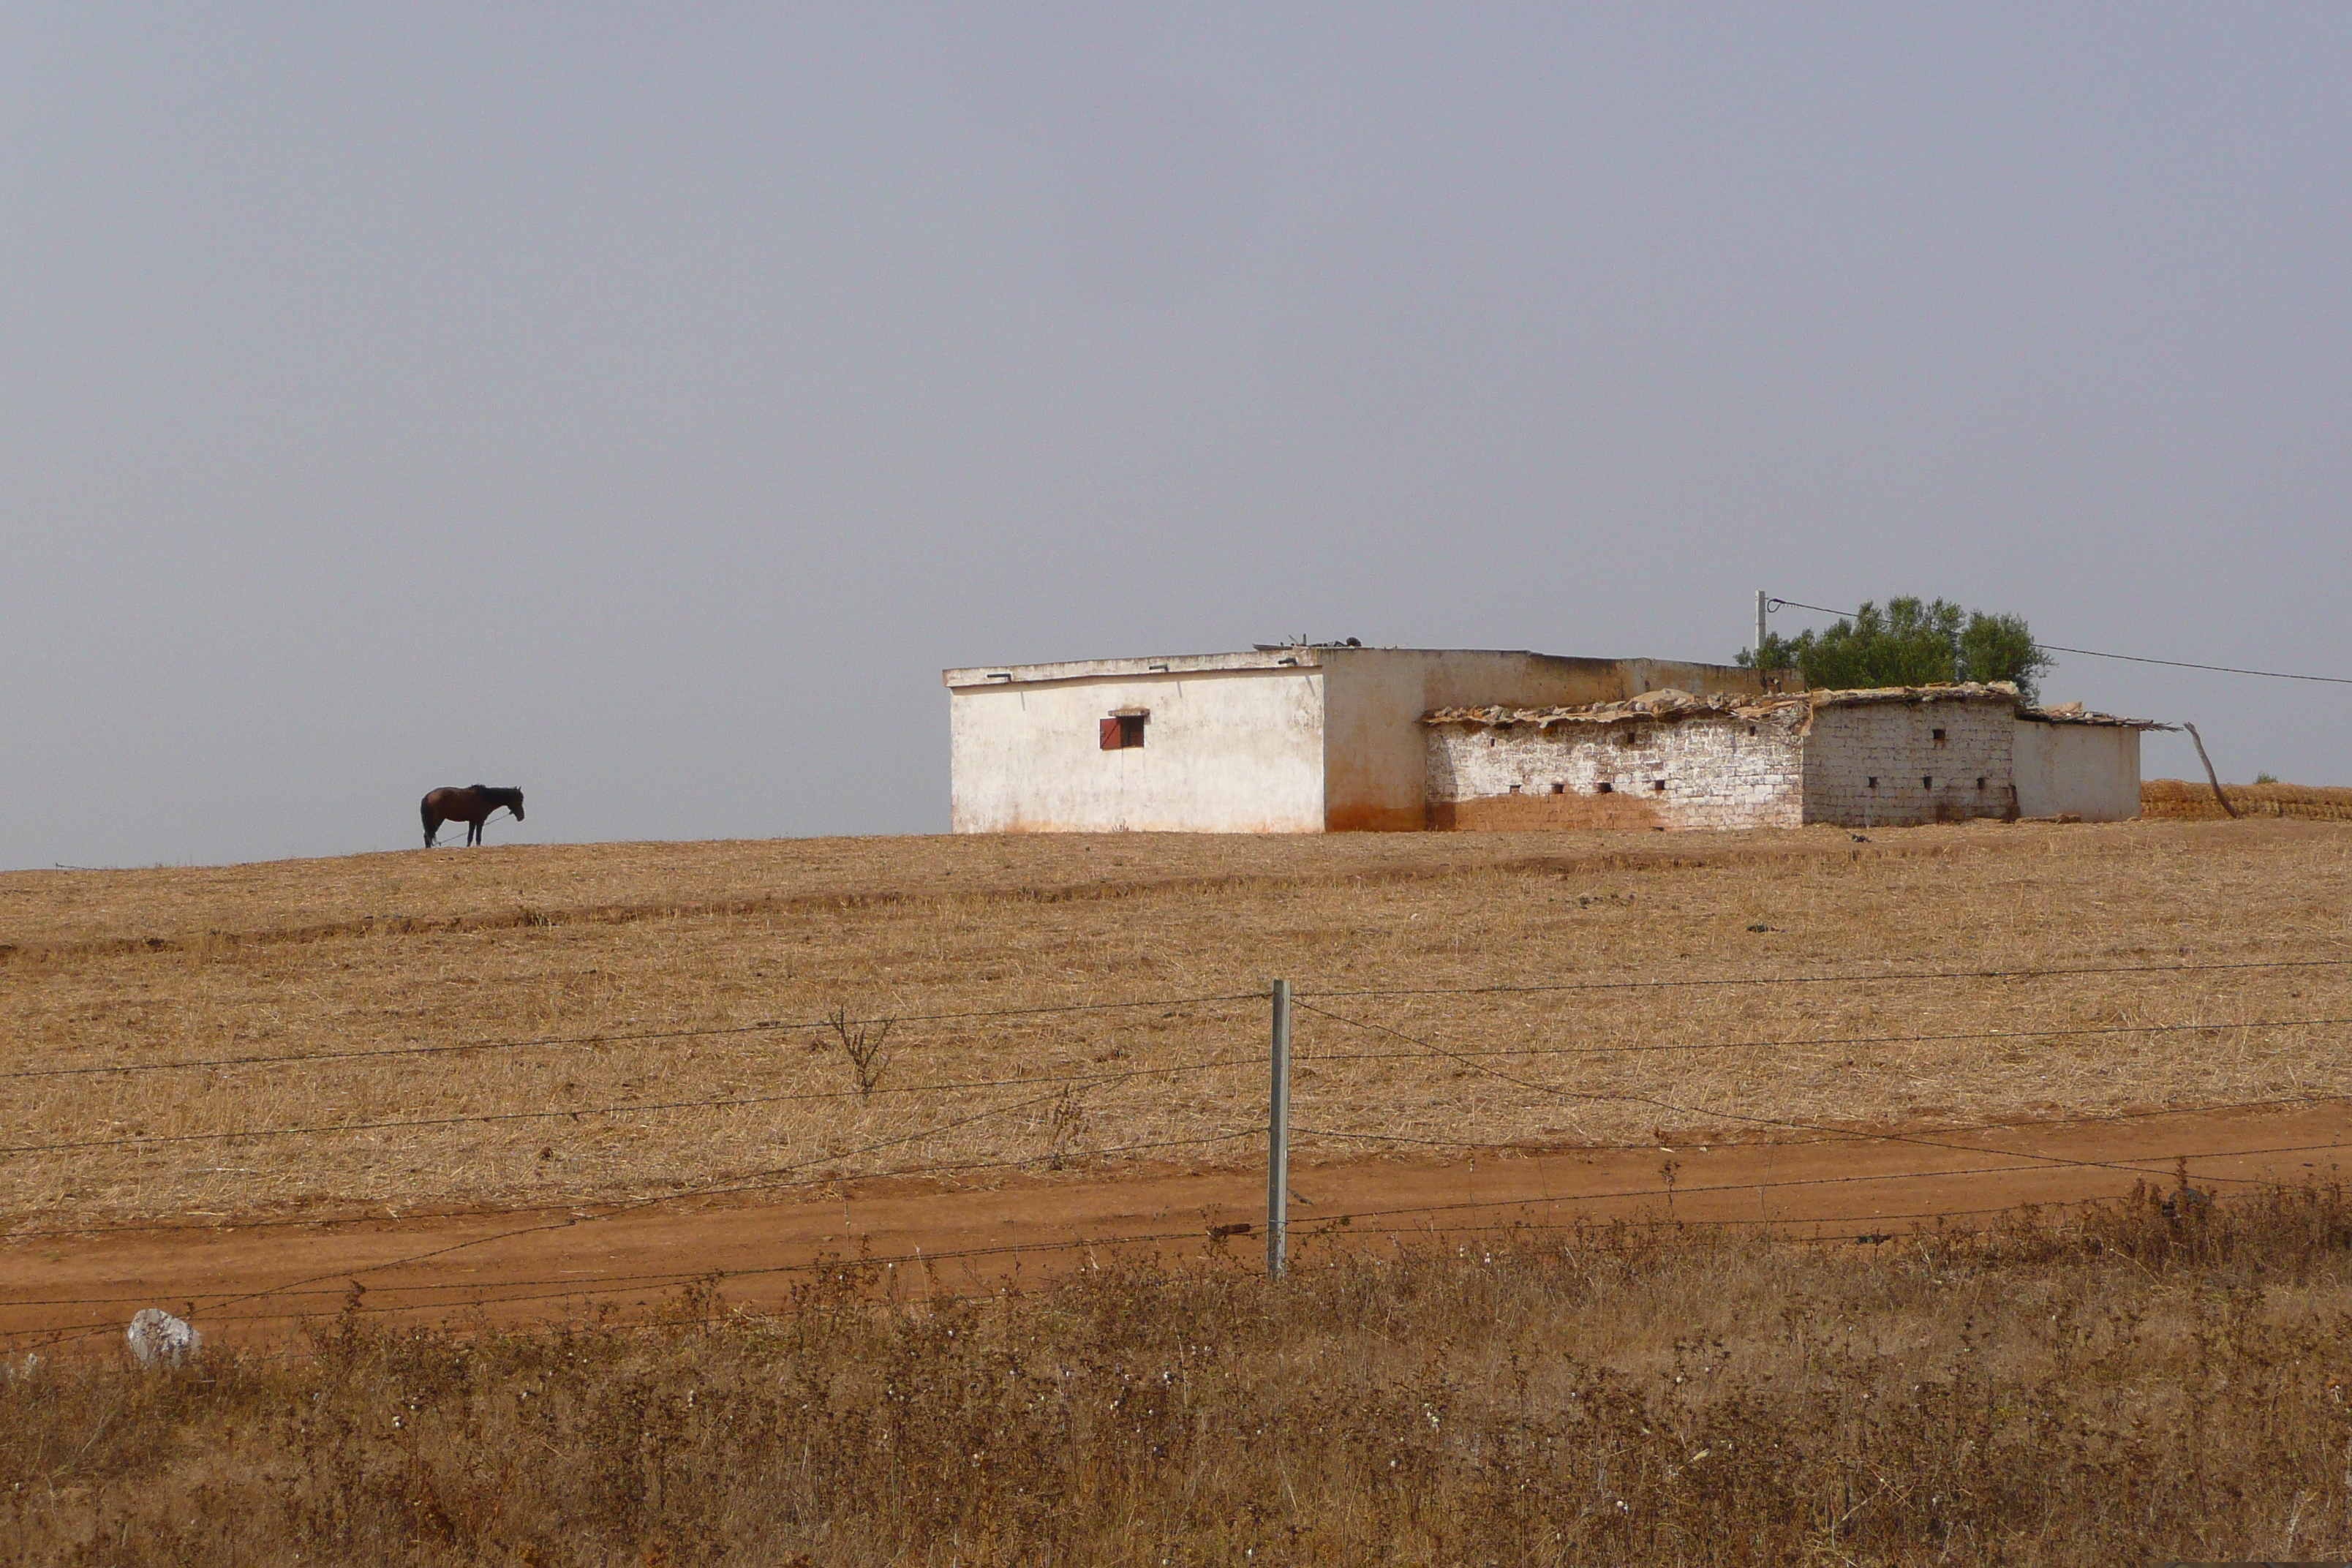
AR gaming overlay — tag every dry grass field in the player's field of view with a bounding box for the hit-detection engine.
[10,1180,2352,1565]
[6,816,2352,1232]
[2144,775,2352,821]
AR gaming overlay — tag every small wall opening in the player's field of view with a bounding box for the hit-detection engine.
[1099,712,1147,750]
[1922,775,1934,790]
[1550,782,1567,794]
[1868,777,1878,790]
[1651,780,1667,792]
[1597,782,1614,794]
[1932,728,1948,745]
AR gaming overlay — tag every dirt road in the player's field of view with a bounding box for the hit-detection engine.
[7,1098,2346,1356]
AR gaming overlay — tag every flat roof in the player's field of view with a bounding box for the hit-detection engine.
[943,649,1327,688]
[941,646,1588,690]
[1425,682,2170,730]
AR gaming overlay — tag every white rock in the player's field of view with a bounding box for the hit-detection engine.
[126,1308,201,1368]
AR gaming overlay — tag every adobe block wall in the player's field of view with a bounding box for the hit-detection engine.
[1425,706,1808,830]
[1800,701,2016,827]
[1322,649,1778,832]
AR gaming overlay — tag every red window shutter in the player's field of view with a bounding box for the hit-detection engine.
[1101,717,1123,750]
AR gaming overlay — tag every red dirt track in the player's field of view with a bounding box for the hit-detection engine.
[9,1099,2346,1357]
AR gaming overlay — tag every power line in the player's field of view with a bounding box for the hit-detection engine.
[16,959,2345,1083]
[2,1127,1262,1246]
[1766,597,2352,687]
[1292,998,2348,1191]
[0,1052,1258,1157]
[1294,1012,2352,1065]
[13,1060,2331,1242]
[0,990,1262,1082]
[18,1001,2344,1160]
[1300,955,2352,1003]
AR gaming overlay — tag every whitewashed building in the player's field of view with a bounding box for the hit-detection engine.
[1424,684,2163,830]
[943,647,1773,833]
[944,648,2159,834]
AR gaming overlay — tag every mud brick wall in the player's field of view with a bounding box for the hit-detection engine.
[1800,700,2016,826]
[1426,706,1809,830]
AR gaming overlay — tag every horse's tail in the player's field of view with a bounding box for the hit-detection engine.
[421,795,436,846]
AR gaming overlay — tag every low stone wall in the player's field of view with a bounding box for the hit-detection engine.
[1428,792,1667,830]
[1425,706,1807,830]
[1425,693,2050,831]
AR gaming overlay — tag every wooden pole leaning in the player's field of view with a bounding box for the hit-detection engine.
[2182,723,2241,819]
[1267,979,1293,1281]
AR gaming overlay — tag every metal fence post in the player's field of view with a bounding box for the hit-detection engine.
[1267,979,1292,1281]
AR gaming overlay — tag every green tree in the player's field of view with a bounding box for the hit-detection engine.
[1739,597,2054,700]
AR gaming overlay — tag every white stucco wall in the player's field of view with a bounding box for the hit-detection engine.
[948,667,1324,832]
[2013,722,2142,821]
[1801,701,2016,826]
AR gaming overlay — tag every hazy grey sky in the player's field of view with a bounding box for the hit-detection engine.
[5,6,2348,870]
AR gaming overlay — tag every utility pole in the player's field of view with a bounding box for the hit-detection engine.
[2182,723,2241,819]
[1755,590,1769,666]
[1267,979,1292,1281]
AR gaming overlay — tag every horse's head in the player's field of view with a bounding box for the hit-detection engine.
[508,790,525,823]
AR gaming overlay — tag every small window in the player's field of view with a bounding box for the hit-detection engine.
[1976,776,1987,790]
[1651,780,1667,792]
[1922,775,1934,790]
[1550,782,1567,795]
[1932,728,1948,745]
[1099,712,1147,750]
[1508,783,1522,794]
[1597,781,1614,794]
[1868,777,1878,790]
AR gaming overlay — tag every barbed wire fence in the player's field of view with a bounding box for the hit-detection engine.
[7,954,2352,1353]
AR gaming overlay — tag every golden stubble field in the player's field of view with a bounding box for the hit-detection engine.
[4,816,2350,1230]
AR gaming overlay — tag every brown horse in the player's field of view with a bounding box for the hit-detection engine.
[421,785,525,847]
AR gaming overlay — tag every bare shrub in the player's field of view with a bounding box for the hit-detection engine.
[818,1007,893,1101]
[1045,1084,1090,1170]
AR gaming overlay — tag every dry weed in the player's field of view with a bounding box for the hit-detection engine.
[7,1181,2352,1564]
